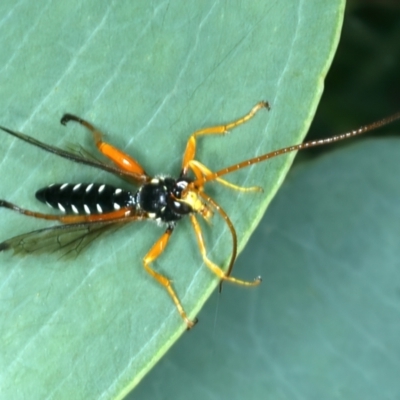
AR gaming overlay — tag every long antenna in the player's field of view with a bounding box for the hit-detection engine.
[194,110,400,186]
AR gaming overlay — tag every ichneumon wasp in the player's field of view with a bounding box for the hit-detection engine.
[1,102,400,328]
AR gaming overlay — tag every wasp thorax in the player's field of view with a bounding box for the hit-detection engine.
[135,176,196,223]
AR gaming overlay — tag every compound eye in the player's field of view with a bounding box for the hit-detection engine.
[169,197,192,215]
[173,180,190,198]
[172,199,181,210]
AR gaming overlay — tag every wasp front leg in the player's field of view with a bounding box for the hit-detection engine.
[181,101,269,175]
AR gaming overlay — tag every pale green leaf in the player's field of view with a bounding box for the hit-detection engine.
[0,1,344,398]
[136,139,400,400]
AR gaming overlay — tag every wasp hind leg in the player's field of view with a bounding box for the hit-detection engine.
[0,199,132,224]
[143,227,198,329]
[60,113,148,180]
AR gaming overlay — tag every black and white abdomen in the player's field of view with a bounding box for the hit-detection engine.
[35,183,134,215]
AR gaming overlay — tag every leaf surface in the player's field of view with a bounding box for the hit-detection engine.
[135,139,400,400]
[0,1,344,398]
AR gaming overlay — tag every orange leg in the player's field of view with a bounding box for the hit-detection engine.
[188,160,262,193]
[143,227,197,329]
[61,114,148,178]
[182,101,269,174]
[189,214,261,286]
[0,200,133,223]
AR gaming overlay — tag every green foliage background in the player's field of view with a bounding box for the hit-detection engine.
[0,2,343,398]
[1,1,399,399]
[135,2,400,400]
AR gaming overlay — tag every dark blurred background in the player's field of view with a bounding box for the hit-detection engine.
[302,0,400,160]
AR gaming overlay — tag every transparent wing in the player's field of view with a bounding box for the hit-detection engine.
[0,125,148,183]
[0,220,128,259]
[65,142,104,164]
